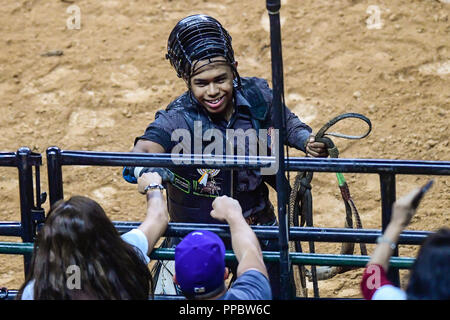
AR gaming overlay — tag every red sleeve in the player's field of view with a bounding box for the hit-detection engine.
[360,264,393,300]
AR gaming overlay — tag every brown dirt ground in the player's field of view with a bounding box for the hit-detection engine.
[0,0,449,298]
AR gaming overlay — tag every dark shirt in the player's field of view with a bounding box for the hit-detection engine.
[136,77,312,218]
[139,78,311,153]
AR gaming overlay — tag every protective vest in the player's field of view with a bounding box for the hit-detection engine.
[165,77,273,223]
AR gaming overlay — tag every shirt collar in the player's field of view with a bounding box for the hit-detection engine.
[232,90,253,120]
[234,89,252,109]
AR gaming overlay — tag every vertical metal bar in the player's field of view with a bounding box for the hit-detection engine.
[266,0,291,300]
[46,147,64,206]
[16,147,35,275]
[35,165,41,207]
[304,189,319,297]
[379,173,400,286]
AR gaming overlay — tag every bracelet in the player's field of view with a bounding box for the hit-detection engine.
[376,235,396,250]
[143,183,164,194]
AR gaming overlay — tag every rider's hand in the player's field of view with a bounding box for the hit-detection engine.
[305,134,329,158]
[210,196,243,222]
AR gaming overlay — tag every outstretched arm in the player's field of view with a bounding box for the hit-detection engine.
[210,196,268,278]
[132,139,166,154]
[137,172,169,255]
[123,108,186,183]
[123,140,174,183]
[361,187,423,299]
[368,187,422,271]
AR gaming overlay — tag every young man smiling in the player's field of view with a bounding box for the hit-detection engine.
[123,14,328,299]
[189,57,236,120]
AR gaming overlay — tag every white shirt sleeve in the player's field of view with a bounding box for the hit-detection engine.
[372,284,407,300]
[20,280,35,300]
[121,228,150,265]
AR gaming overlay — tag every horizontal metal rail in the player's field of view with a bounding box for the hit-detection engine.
[0,152,42,167]
[0,222,22,237]
[8,220,430,246]
[0,153,17,167]
[53,150,450,175]
[111,221,431,245]
[0,241,415,269]
[151,248,415,269]
[55,149,271,169]
[286,158,450,175]
[0,242,34,254]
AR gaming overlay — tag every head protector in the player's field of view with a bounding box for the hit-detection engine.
[166,14,241,88]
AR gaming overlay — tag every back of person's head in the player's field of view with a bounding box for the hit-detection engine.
[165,14,240,85]
[175,230,226,299]
[18,196,152,299]
[406,228,450,300]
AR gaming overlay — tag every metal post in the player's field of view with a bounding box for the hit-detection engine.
[46,146,64,206]
[266,0,291,299]
[379,173,400,285]
[16,147,35,275]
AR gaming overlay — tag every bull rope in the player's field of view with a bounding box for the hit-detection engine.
[289,113,372,298]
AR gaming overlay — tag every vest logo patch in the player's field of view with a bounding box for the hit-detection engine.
[172,174,191,194]
[195,169,221,196]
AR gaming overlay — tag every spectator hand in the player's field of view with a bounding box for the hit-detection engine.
[138,172,162,194]
[305,134,329,158]
[210,196,242,222]
[391,187,422,229]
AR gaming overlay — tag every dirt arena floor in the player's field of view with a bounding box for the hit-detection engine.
[0,0,449,298]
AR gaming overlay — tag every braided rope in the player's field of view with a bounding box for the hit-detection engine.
[289,113,371,292]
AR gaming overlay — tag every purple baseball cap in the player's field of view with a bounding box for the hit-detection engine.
[175,230,226,298]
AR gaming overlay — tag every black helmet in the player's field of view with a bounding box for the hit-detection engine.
[166,14,240,86]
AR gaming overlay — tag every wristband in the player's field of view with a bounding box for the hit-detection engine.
[376,235,396,250]
[134,167,145,179]
[143,183,164,194]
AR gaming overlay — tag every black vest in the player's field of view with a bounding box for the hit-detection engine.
[165,77,273,223]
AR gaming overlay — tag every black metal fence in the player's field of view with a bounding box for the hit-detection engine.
[0,148,44,275]
[46,147,450,297]
[1,146,449,300]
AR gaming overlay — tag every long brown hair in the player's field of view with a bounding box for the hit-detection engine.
[17,196,153,299]
[406,228,450,300]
